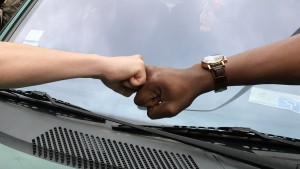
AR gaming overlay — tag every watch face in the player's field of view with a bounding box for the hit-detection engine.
[202,54,224,64]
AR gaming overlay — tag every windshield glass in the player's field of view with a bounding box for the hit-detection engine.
[8,0,300,139]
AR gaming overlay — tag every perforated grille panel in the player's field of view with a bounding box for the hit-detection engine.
[32,127,200,169]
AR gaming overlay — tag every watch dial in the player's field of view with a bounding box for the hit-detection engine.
[203,55,224,64]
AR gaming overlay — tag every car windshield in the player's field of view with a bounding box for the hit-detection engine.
[8,0,300,139]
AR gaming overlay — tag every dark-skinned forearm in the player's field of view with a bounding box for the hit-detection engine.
[227,34,300,86]
[190,34,300,97]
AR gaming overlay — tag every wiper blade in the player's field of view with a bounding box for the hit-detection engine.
[0,89,299,169]
[0,89,106,123]
[113,125,300,149]
[1,89,87,110]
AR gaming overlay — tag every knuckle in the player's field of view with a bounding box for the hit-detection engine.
[147,111,157,120]
[137,54,143,59]
[134,54,143,61]
[133,96,142,106]
[166,105,179,118]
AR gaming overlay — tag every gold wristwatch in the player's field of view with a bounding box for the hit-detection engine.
[201,54,228,92]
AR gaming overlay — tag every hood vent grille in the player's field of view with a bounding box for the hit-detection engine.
[32,127,199,169]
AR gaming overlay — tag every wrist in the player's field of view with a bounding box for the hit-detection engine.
[87,54,108,79]
[68,53,107,79]
[188,63,215,96]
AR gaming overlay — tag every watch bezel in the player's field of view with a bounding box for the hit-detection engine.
[201,54,227,69]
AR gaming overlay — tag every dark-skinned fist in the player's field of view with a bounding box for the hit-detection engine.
[134,65,213,119]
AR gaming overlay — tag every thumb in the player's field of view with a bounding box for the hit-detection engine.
[129,69,146,87]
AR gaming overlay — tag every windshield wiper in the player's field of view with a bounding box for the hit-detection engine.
[0,89,299,169]
[1,89,89,110]
[0,89,106,123]
[113,125,300,153]
[113,125,300,147]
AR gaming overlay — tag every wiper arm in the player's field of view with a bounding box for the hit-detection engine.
[1,89,88,110]
[224,127,300,148]
[0,89,299,169]
[0,89,106,123]
[113,125,300,149]
[113,125,300,157]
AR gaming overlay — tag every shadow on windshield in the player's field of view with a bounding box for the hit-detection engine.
[0,0,24,31]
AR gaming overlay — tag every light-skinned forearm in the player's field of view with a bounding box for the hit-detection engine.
[0,42,108,88]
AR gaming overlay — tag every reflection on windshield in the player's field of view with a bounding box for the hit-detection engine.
[0,0,24,31]
[160,0,183,12]
[199,0,223,32]
[9,0,300,139]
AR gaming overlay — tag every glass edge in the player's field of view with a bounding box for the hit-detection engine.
[0,0,38,42]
